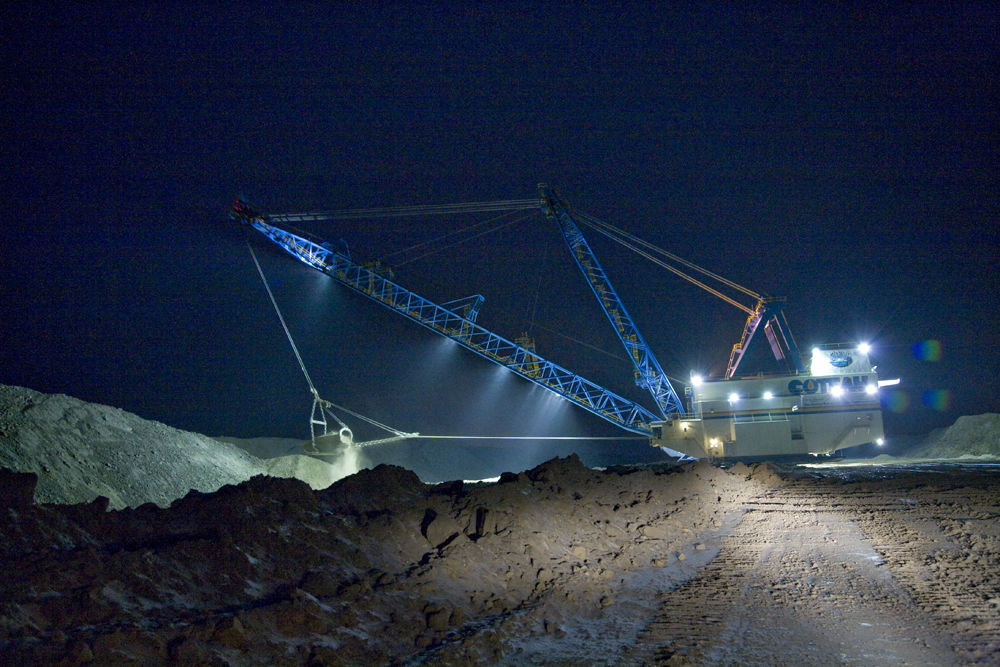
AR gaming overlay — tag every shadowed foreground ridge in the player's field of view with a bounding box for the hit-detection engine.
[3,455,1000,664]
[0,456,765,662]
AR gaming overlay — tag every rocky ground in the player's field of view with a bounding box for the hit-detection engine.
[1,385,999,664]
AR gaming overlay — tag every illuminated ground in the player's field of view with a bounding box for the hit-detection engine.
[624,463,1000,664]
[1,387,998,663]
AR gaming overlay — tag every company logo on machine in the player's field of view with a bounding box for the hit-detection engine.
[788,376,869,395]
[828,351,853,368]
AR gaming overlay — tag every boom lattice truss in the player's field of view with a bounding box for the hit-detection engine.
[231,201,661,435]
[539,186,684,416]
[231,185,806,438]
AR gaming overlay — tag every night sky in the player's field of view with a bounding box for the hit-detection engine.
[3,4,998,454]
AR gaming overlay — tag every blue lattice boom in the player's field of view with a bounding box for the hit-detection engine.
[231,203,659,435]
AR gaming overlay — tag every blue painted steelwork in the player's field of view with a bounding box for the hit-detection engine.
[538,185,684,418]
[725,297,805,379]
[441,294,485,323]
[230,200,659,435]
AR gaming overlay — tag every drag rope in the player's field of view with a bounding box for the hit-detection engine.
[245,237,365,443]
[412,435,645,441]
[246,236,649,450]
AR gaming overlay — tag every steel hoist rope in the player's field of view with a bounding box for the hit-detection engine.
[243,234,426,450]
[245,237,345,450]
[247,237,598,452]
[245,238,317,395]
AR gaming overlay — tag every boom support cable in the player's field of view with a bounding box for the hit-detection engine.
[576,213,760,314]
[269,199,539,224]
[578,212,760,298]
[384,210,535,267]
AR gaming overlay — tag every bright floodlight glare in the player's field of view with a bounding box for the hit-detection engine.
[865,383,878,395]
[858,341,872,354]
[763,391,774,400]
[728,392,739,403]
[810,348,832,375]
[830,384,845,397]
[690,373,703,387]
[876,437,885,446]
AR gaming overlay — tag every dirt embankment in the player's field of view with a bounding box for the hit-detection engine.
[0,455,774,663]
[3,457,1000,664]
[2,386,999,663]
[905,413,1000,459]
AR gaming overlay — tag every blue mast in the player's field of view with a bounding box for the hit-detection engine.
[538,185,685,418]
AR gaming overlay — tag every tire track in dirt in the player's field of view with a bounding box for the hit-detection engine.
[627,485,960,665]
[763,474,1000,663]
[840,479,1000,664]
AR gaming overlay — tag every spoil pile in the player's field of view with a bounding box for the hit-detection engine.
[905,413,1000,459]
[2,386,999,662]
[0,453,771,663]
[0,385,342,509]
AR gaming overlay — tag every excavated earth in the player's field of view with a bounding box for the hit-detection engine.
[1,386,999,664]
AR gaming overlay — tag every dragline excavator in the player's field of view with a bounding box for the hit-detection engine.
[230,185,887,458]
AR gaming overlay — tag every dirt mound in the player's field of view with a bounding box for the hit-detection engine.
[323,463,427,515]
[0,450,770,663]
[263,454,353,490]
[5,449,998,663]
[3,389,999,663]
[0,385,348,508]
[727,461,786,486]
[215,436,305,459]
[907,413,1000,459]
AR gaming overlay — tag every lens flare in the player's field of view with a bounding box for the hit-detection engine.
[912,339,942,361]
[886,390,910,413]
[921,389,952,411]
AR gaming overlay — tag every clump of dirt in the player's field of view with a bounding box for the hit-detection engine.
[727,461,787,486]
